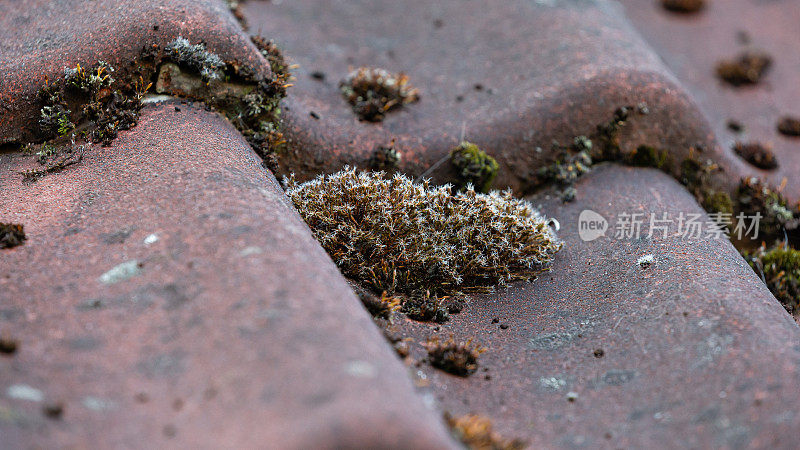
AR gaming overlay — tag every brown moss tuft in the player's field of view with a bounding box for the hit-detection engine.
[661,0,705,13]
[38,61,149,146]
[0,223,27,249]
[445,413,526,450]
[425,336,484,377]
[340,67,419,122]
[716,52,772,86]
[0,335,19,354]
[777,116,800,137]
[733,141,778,170]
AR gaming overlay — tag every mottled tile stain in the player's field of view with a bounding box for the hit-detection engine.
[78,284,192,311]
[539,375,570,392]
[230,225,253,236]
[81,396,116,412]
[67,335,104,351]
[529,332,575,351]
[590,369,637,388]
[528,318,596,351]
[692,332,734,369]
[136,350,187,378]
[159,284,191,310]
[99,227,136,244]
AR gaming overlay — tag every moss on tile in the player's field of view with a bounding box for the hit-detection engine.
[450,141,499,193]
[445,413,526,450]
[340,67,419,122]
[425,336,484,377]
[733,141,778,170]
[744,245,800,315]
[285,168,561,301]
[716,51,772,86]
[628,144,670,169]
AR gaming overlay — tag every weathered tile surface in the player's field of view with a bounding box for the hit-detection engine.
[242,0,743,195]
[0,0,270,144]
[0,101,457,449]
[619,0,800,202]
[390,165,800,448]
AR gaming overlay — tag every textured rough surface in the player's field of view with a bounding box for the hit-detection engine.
[0,0,272,144]
[390,165,800,448]
[619,0,800,203]
[0,102,457,449]
[242,0,740,195]
[3,0,800,447]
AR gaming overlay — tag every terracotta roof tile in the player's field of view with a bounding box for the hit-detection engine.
[2,0,799,447]
[0,101,457,448]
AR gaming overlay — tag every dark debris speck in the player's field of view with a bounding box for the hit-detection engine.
[777,116,800,137]
[0,223,26,249]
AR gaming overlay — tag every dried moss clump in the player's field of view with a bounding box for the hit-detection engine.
[340,67,419,122]
[425,336,484,377]
[661,0,705,13]
[0,223,26,249]
[165,37,226,82]
[450,141,499,193]
[733,141,778,170]
[285,168,561,297]
[777,116,800,137]
[446,413,526,450]
[716,52,772,87]
[745,245,800,315]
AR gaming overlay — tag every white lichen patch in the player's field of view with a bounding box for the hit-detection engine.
[165,37,226,82]
[6,384,43,402]
[285,168,562,295]
[637,254,655,269]
[99,260,141,285]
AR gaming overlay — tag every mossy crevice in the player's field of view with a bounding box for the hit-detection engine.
[19,36,289,181]
[156,36,290,172]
